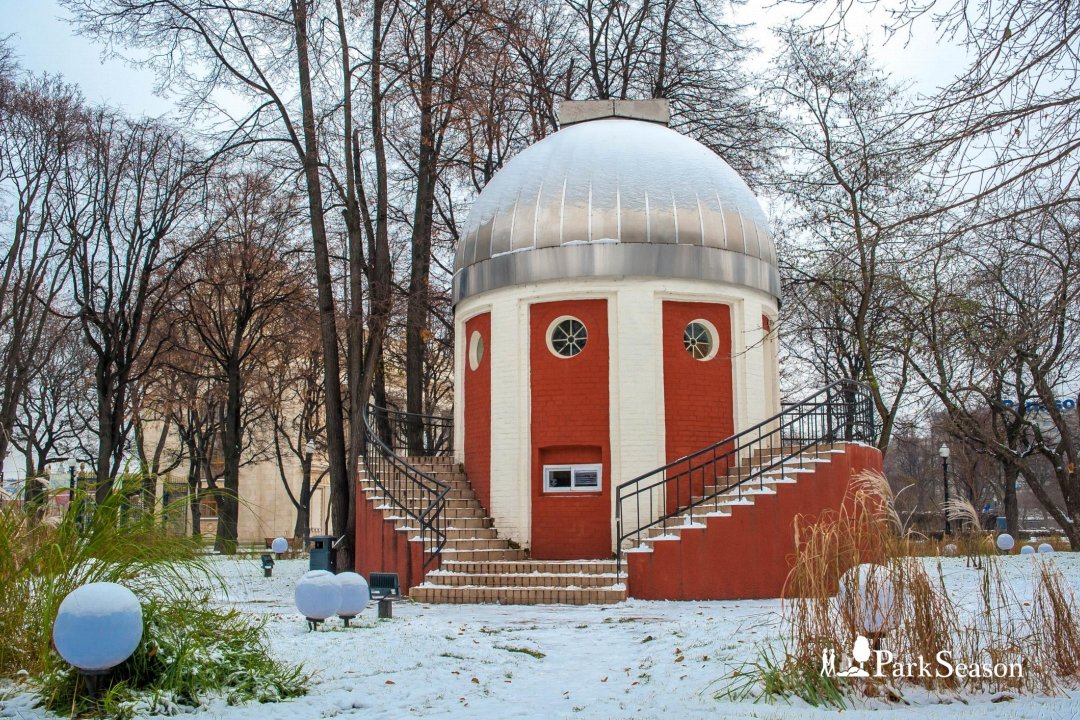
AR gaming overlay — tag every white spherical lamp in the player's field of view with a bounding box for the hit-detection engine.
[838,563,896,635]
[53,583,143,672]
[271,537,288,554]
[295,570,342,630]
[1038,543,1055,554]
[996,533,1015,552]
[1020,545,1036,555]
[334,572,371,626]
[943,543,957,556]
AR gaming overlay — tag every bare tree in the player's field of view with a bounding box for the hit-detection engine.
[258,310,327,541]
[172,172,307,553]
[63,112,207,500]
[0,70,82,469]
[907,208,1080,547]
[767,30,938,451]
[11,314,95,476]
[64,0,402,567]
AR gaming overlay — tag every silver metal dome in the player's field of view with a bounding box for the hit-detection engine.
[453,116,778,304]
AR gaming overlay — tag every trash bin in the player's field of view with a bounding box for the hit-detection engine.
[309,535,336,573]
[995,516,1007,532]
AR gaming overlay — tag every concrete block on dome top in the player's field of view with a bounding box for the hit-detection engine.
[613,99,670,125]
[558,99,615,126]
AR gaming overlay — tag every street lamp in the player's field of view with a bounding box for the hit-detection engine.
[68,459,76,495]
[939,443,951,536]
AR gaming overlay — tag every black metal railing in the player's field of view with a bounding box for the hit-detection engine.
[615,380,877,573]
[368,405,454,457]
[361,404,452,567]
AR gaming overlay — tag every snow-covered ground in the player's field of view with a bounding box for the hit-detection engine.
[3,555,1080,719]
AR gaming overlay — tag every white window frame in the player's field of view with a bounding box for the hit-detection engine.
[543,463,603,493]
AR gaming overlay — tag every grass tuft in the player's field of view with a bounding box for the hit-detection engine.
[729,467,1080,706]
[0,479,307,716]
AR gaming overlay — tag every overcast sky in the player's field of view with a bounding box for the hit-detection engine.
[0,0,972,482]
[3,0,970,121]
[2,0,179,116]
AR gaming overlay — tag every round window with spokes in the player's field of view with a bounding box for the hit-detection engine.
[548,317,588,358]
[683,320,718,361]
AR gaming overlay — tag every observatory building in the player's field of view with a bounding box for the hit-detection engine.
[452,99,781,560]
[357,99,882,602]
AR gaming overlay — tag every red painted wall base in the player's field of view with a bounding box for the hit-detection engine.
[354,471,439,594]
[626,444,884,601]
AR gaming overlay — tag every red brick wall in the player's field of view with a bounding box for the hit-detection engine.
[662,301,734,511]
[354,473,436,594]
[464,313,491,512]
[626,444,883,600]
[530,299,611,560]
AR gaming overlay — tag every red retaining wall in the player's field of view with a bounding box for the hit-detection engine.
[354,473,437,594]
[626,443,883,600]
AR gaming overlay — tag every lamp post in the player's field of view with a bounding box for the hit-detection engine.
[939,443,951,536]
[304,438,315,545]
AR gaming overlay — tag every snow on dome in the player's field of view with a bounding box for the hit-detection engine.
[453,115,778,304]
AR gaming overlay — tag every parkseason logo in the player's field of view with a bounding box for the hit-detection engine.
[821,635,1024,680]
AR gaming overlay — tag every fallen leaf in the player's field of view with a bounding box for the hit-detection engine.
[675,656,685,663]
[471,677,480,684]
[991,693,1015,703]
[600,676,608,683]
[385,680,395,685]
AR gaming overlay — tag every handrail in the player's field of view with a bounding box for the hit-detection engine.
[361,404,451,568]
[615,380,877,574]
[368,404,454,457]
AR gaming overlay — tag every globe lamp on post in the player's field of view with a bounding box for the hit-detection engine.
[52,583,144,698]
[334,572,371,627]
[294,570,342,631]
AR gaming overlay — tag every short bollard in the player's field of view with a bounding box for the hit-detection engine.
[261,553,275,577]
[378,597,393,619]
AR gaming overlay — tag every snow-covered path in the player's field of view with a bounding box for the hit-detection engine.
[4,555,1080,719]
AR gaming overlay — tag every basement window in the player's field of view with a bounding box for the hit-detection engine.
[543,464,602,492]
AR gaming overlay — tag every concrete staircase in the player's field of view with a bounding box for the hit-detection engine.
[358,456,627,604]
[622,445,843,552]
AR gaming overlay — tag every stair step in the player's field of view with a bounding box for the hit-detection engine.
[435,548,528,561]
[434,537,510,550]
[410,585,626,605]
[425,572,621,588]
[439,560,619,574]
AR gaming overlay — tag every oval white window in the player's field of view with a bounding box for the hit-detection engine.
[548,316,588,358]
[683,320,718,361]
[468,331,484,371]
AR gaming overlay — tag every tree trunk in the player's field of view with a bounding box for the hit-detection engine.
[294,456,312,542]
[292,0,351,564]
[186,449,202,538]
[214,357,242,553]
[1003,462,1019,538]
[405,0,437,457]
[95,363,116,503]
